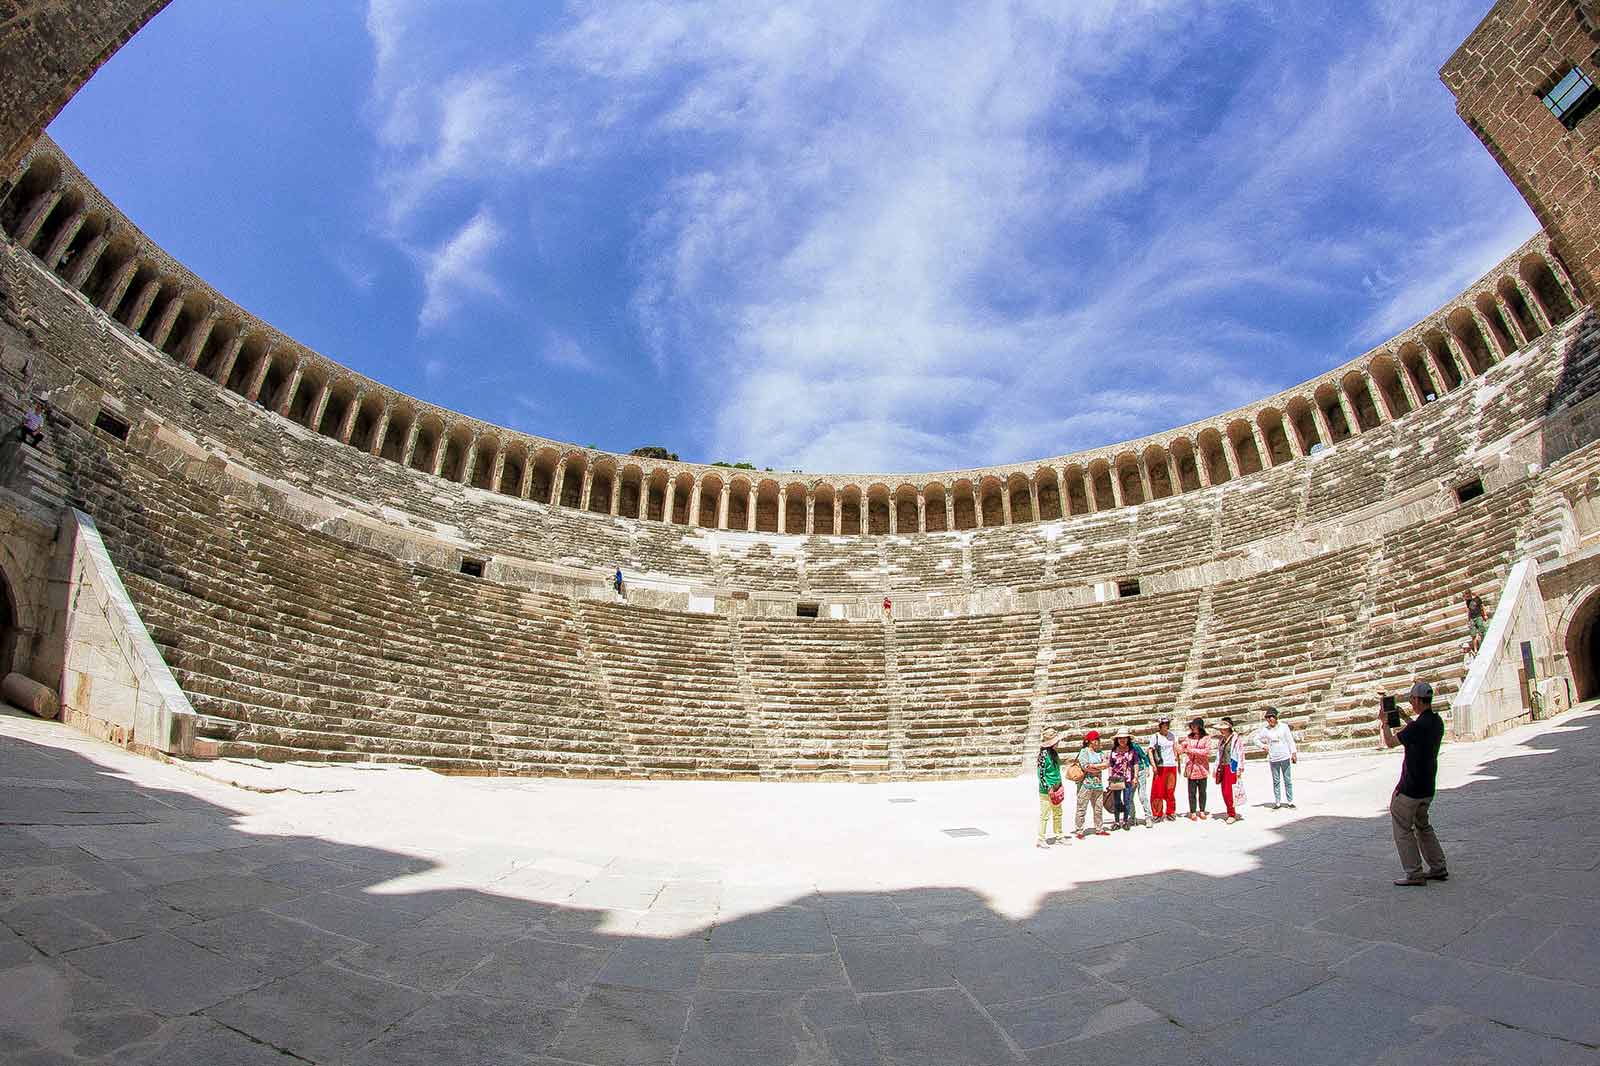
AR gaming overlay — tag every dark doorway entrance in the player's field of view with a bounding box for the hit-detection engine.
[1565,588,1600,701]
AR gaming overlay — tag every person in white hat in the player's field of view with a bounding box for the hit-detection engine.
[1035,727,1066,847]
[1379,681,1449,887]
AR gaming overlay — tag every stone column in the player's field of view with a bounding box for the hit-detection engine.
[366,405,391,456]
[1166,450,1184,494]
[399,420,422,468]
[1472,307,1509,359]
[581,467,597,512]
[1363,372,1394,422]
[612,476,624,516]
[1219,437,1242,481]
[308,382,333,432]
[1546,253,1583,314]
[805,489,816,534]
[460,437,482,486]
[518,459,534,499]
[917,491,927,532]
[67,231,109,289]
[859,494,869,535]
[1442,333,1479,382]
[431,430,450,478]
[551,457,568,506]
[275,363,304,417]
[14,182,64,248]
[718,483,731,528]
[1193,441,1213,488]
[212,333,246,386]
[888,497,898,534]
[337,390,365,444]
[1000,486,1013,525]
[244,345,275,402]
[1136,458,1154,502]
[1083,470,1099,512]
[747,486,757,531]
[1496,294,1530,348]
[1310,403,1334,449]
[1109,465,1125,508]
[41,209,85,271]
[944,489,955,530]
[1027,480,1040,523]
[1516,275,1554,332]
[1421,346,1453,396]
[1250,421,1274,467]
[181,310,220,369]
[125,279,162,333]
[149,293,187,350]
[974,485,986,526]
[1281,419,1304,460]
[490,450,508,493]
[834,492,844,535]
[775,488,786,533]
[98,258,140,313]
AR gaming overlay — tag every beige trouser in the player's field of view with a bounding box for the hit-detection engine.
[1074,785,1104,832]
[1390,790,1447,879]
[1037,793,1063,840]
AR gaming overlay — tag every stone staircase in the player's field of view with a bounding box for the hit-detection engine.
[0,391,68,513]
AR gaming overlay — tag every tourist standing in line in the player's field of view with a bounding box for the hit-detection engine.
[1380,681,1449,887]
[1036,727,1065,848]
[1074,731,1110,837]
[1178,718,1213,819]
[1106,732,1138,830]
[1464,588,1487,653]
[1215,717,1245,823]
[1252,707,1298,809]
[1129,732,1154,826]
[1148,717,1179,821]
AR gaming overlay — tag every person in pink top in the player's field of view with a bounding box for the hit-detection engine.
[1178,717,1214,820]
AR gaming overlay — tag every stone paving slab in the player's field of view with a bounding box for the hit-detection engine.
[4,706,1600,1063]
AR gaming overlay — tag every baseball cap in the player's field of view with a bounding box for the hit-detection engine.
[1409,681,1434,700]
[1084,730,1100,744]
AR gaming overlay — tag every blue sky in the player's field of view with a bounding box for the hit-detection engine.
[48,1,1533,473]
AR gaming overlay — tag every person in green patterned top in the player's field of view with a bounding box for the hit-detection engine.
[1036,727,1065,847]
[1074,731,1110,838]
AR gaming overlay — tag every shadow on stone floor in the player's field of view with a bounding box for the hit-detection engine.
[2,712,1599,1066]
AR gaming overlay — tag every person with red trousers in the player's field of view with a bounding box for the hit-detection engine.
[1147,716,1179,821]
[1215,717,1246,823]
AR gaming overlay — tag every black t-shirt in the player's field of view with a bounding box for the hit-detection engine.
[1396,711,1444,799]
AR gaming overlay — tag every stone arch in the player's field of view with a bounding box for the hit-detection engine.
[693,471,721,527]
[1396,342,1438,404]
[192,317,237,380]
[642,468,669,522]
[813,482,835,534]
[777,482,801,534]
[498,441,528,497]
[923,481,949,531]
[1563,586,1600,701]
[317,380,358,439]
[0,552,27,676]
[892,483,918,532]
[1195,430,1230,485]
[1367,355,1412,420]
[1005,473,1033,523]
[83,233,136,308]
[27,184,83,259]
[977,476,1006,526]
[285,368,323,428]
[1141,446,1174,499]
[948,479,975,530]
[1165,443,1201,494]
[867,483,892,535]
[1078,460,1110,508]
[1112,454,1144,505]
[584,457,613,515]
[225,335,266,396]
[1422,330,1463,393]
[348,392,385,453]
[839,484,864,535]
[0,154,62,236]
[664,471,691,524]
[617,464,645,519]
[1226,420,1264,475]
[1497,277,1542,342]
[1255,410,1294,466]
[407,414,442,474]
[1339,372,1382,432]
[1447,307,1493,376]
[529,448,559,505]
[754,479,781,533]
[378,404,415,464]
[1312,384,1353,444]
[158,291,205,360]
[466,433,499,490]
[1521,254,1576,325]
[1474,294,1515,356]
[1281,398,1319,455]
[437,426,472,483]
[53,208,106,279]
[1035,466,1064,518]
[726,476,751,530]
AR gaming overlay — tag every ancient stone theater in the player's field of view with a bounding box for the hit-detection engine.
[2,1,1600,779]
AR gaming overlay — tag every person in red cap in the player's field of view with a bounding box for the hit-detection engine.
[1073,730,1110,837]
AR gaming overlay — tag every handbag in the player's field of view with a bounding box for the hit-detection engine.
[1048,784,1064,806]
[1105,779,1126,791]
[1065,760,1085,783]
[1234,777,1248,806]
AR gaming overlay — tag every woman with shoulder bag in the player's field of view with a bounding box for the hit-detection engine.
[1036,728,1067,847]
[1106,732,1138,830]
[1216,717,1246,823]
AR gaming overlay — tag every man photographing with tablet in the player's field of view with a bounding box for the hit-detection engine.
[1378,681,1449,887]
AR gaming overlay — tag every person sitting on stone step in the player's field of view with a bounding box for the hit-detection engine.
[1464,588,1487,653]
[15,398,44,448]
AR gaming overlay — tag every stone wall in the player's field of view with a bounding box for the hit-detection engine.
[0,2,171,178]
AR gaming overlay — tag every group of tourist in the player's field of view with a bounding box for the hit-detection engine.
[1037,682,1451,890]
[1035,708,1298,844]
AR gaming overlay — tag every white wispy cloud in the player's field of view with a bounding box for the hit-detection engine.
[418,207,504,330]
[365,0,1538,471]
